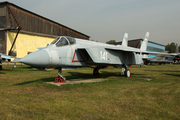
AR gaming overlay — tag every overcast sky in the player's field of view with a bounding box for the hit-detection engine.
[3,0,180,45]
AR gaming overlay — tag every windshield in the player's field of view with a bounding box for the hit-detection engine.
[65,36,76,45]
[50,36,76,47]
[56,37,69,47]
[50,37,60,44]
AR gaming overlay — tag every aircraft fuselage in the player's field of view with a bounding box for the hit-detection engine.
[20,36,144,68]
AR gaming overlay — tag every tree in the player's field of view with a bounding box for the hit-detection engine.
[106,40,116,44]
[165,42,176,53]
[90,40,98,42]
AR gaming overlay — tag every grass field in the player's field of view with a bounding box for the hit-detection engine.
[0,64,180,119]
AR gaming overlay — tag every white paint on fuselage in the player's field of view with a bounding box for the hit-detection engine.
[44,37,145,67]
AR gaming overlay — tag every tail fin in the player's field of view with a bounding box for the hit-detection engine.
[122,33,128,47]
[176,43,179,53]
[140,32,149,51]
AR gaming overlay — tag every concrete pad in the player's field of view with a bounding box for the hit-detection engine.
[46,78,106,86]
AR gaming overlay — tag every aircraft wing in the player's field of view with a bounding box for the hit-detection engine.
[0,53,12,59]
[0,53,21,62]
[77,46,144,65]
[146,59,173,63]
[77,45,178,65]
[105,46,143,53]
[105,47,179,56]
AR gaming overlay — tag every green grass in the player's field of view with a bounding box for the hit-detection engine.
[0,64,180,119]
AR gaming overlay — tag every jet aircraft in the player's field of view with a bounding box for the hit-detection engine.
[0,53,12,60]
[143,51,176,65]
[20,32,159,80]
[0,53,16,69]
[142,43,180,65]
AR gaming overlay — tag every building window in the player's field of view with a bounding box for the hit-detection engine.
[0,16,6,28]
[9,51,16,57]
[147,46,164,52]
[0,31,5,41]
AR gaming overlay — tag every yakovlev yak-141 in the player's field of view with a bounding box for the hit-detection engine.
[20,32,156,80]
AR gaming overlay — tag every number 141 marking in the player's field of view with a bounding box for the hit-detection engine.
[100,51,107,60]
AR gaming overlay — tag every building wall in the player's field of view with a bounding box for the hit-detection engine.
[6,3,89,40]
[111,39,165,59]
[0,2,90,57]
[145,41,165,52]
[0,3,7,54]
[7,31,55,58]
[141,40,165,58]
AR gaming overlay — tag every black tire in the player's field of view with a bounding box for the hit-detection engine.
[93,67,99,75]
[158,63,162,65]
[144,61,148,65]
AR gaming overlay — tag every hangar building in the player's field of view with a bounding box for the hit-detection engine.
[0,2,89,59]
[113,39,165,58]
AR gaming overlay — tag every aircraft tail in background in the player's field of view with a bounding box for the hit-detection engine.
[176,43,179,53]
[122,33,128,47]
[140,32,149,51]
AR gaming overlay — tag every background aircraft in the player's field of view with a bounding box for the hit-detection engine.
[0,53,21,69]
[0,53,14,70]
[20,32,164,80]
[0,53,12,60]
[143,43,180,65]
[143,51,176,65]
[165,43,180,63]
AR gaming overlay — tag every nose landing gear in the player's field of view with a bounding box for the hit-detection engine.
[54,68,66,83]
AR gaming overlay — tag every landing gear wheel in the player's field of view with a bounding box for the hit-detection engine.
[124,69,130,77]
[93,66,100,75]
[144,61,148,65]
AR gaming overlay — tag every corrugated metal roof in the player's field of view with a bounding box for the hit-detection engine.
[0,1,90,38]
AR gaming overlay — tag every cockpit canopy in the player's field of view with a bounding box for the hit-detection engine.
[50,36,76,47]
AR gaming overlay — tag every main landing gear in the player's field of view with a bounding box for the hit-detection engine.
[93,66,100,75]
[121,65,131,77]
[54,65,131,83]
[93,65,131,77]
[93,66,107,75]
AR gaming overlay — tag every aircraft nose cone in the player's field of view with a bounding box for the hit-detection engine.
[20,50,50,67]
